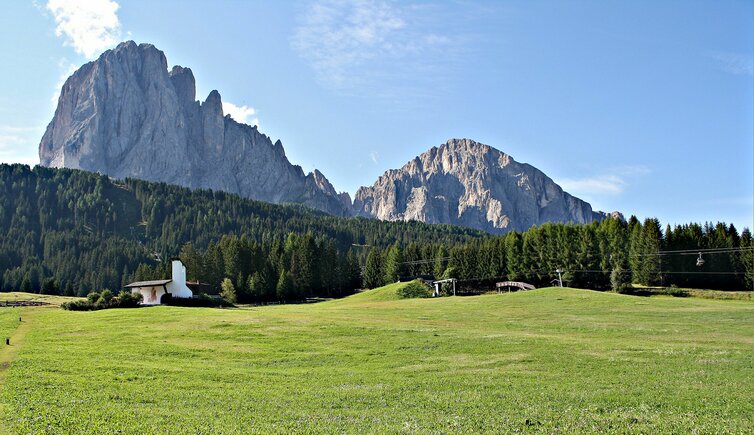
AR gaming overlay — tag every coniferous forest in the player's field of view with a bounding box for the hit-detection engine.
[0,164,751,301]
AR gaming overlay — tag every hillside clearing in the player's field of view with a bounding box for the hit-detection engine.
[0,286,752,433]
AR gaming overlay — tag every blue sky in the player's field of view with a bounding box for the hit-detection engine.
[1,0,752,230]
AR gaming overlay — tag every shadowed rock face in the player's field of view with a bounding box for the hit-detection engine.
[39,41,351,216]
[353,138,605,234]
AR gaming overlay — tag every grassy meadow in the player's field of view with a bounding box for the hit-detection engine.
[0,286,752,433]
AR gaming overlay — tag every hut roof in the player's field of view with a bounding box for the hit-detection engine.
[124,279,172,289]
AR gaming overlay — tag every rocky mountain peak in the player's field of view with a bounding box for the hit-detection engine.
[203,90,223,112]
[39,41,614,231]
[353,138,604,233]
[169,66,196,105]
[39,40,351,216]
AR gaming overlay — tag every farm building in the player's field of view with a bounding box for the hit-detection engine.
[124,260,194,305]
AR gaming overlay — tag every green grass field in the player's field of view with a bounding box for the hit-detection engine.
[0,286,752,433]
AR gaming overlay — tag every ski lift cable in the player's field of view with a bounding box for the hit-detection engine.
[631,246,753,257]
[453,267,746,283]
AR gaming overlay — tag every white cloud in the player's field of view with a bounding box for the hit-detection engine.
[560,175,626,195]
[291,0,458,94]
[46,0,122,59]
[560,165,650,196]
[222,102,259,127]
[708,52,754,76]
[0,126,43,166]
[369,151,379,163]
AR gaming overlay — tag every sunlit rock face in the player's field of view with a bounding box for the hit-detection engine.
[354,138,603,234]
[40,41,351,216]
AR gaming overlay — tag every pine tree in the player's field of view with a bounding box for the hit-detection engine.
[261,260,278,301]
[740,228,753,291]
[604,218,630,291]
[247,271,265,302]
[179,242,202,281]
[276,270,295,301]
[221,236,241,281]
[628,222,642,284]
[383,244,404,284]
[319,240,338,296]
[363,249,384,289]
[433,245,448,279]
[220,277,236,303]
[505,232,523,281]
[294,234,318,295]
[345,251,363,291]
[636,218,663,286]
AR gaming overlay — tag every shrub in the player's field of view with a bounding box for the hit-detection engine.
[97,289,114,306]
[397,280,433,299]
[63,290,143,311]
[62,290,229,311]
[163,293,233,308]
[117,290,143,308]
[663,287,689,297]
[61,300,95,311]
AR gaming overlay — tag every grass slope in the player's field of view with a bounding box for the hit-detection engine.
[0,292,81,306]
[335,281,412,303]
[1,288,753,433]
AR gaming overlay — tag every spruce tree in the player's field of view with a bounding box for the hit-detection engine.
[740,228,753,291]
[276,270,295,302]
[637,218,663,286]
[433,245,448,279]
[247,271,265,302]
[363,249,384,289]
[345,251,363,291]
[504,232,523,281]
[383,244,405,284]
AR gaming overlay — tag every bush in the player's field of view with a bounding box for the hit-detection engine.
[663,287,689,297]
[396,280,433,299]
[62,290,230,311]
[163,293,233,308]
[97,289,114,306]
[61,300,95,311]
[63,290,143,311]
[117,291,143,308]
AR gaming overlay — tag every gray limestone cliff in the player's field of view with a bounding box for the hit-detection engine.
[39,41,350,216]
[39,42,616,231]
[353,139,606,233]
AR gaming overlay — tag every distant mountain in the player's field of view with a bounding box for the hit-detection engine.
[354,138,610,233]
[40,41,614,233]
[39,41,351,216]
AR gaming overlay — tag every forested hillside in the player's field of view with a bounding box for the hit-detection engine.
[0,164,482,298]
[0,164,751,301]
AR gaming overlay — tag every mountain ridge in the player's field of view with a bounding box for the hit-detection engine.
[39,41,352,216]
[39,40,616,234]
[354,138,609,233]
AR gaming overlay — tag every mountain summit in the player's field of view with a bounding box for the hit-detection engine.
[39,41,351,216]
[40,41,610,233]
[353,138,605,233]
